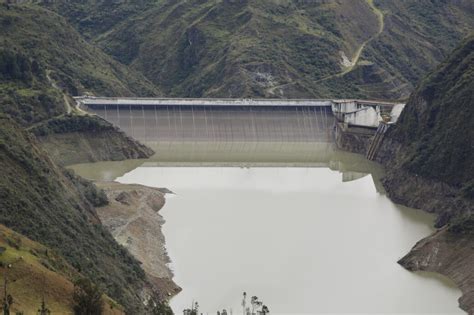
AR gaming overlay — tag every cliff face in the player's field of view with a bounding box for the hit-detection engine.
[377,36,474,313]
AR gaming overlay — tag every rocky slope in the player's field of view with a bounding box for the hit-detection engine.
[96,182,181,300]
[377,36,474,313]
[43,0,474,100]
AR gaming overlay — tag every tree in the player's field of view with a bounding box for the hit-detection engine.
[72,278,103,315]
[250,296,261,314]
[241,292,247,315]
[3,294,13,315]
[149,301,173,315]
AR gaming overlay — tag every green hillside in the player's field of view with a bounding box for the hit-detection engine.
[43,0,474,100]
[386,35,474,196]
[0,4,155,164]
[0,5,165,313]
[378,35,473,232]
[352,0,474,99]
[0,115,155,313]
[0,4,159,99]
[0,224,124,314]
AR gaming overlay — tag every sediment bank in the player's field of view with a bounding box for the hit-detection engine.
[95,181,181,300]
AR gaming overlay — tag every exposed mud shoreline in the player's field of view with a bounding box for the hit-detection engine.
[95,181,181,300]
[377,139,474,314]
[383,170,474,314]
[335,127,473,313]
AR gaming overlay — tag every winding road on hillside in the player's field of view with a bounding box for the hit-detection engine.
[317,0,385,82]
[341,0,384,74]
[266,0,385,96]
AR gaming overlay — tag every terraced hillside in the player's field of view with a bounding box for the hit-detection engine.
[43,0,474,100]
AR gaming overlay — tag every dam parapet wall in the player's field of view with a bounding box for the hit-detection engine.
[75,97,405,129]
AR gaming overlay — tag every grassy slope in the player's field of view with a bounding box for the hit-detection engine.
[0,4,159,98]
[350,0,474,99]
[43,0,473,100]
[0,224,124,314]
[0,4,155,165]
[43,0,380,98]
[0,115,153,313]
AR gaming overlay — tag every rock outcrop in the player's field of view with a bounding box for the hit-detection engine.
[377,36,474,313]
[96,182,181,300]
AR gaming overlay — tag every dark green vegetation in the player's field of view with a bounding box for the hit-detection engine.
[0,115,154,313]
[379,36,474,231]
[0,49,65,126]
[0,4,161,313]
[0,4,158,98]
[73,278,104,315]
[387,36,473,199]
[43,0,474,100]
[0,5,155,164]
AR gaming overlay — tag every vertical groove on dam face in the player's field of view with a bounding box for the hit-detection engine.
[88,105,336,143]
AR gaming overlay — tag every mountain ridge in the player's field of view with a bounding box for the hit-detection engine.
[42,0,474,100]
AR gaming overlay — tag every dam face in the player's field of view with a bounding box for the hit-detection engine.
[88,105,335,143]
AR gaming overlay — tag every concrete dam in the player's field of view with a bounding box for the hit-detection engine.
[75,97,404,163]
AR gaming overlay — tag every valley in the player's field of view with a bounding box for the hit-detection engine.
[0,1,472,314]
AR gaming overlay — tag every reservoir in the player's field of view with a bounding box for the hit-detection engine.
[72,107,463,314]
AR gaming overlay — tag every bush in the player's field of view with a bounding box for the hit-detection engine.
[73,278,104,315]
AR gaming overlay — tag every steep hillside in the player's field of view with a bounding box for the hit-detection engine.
[0,4,159,98]
[378,35,473,221]
[0,115,156,313]
[31,115,154,166]
[0,5,155,164]
[43,0,474,99]
[387,36,473,192]
[0,224,124,314]
[349,0,474,99]
[377,36,474,313]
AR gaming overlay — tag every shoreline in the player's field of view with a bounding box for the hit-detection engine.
[381,170,474,314]
[95,181,181,301]
[75,149,470,312]
[337,129,472,313]
[375,137,473,314]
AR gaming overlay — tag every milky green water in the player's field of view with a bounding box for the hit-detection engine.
[71,142,463,315]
